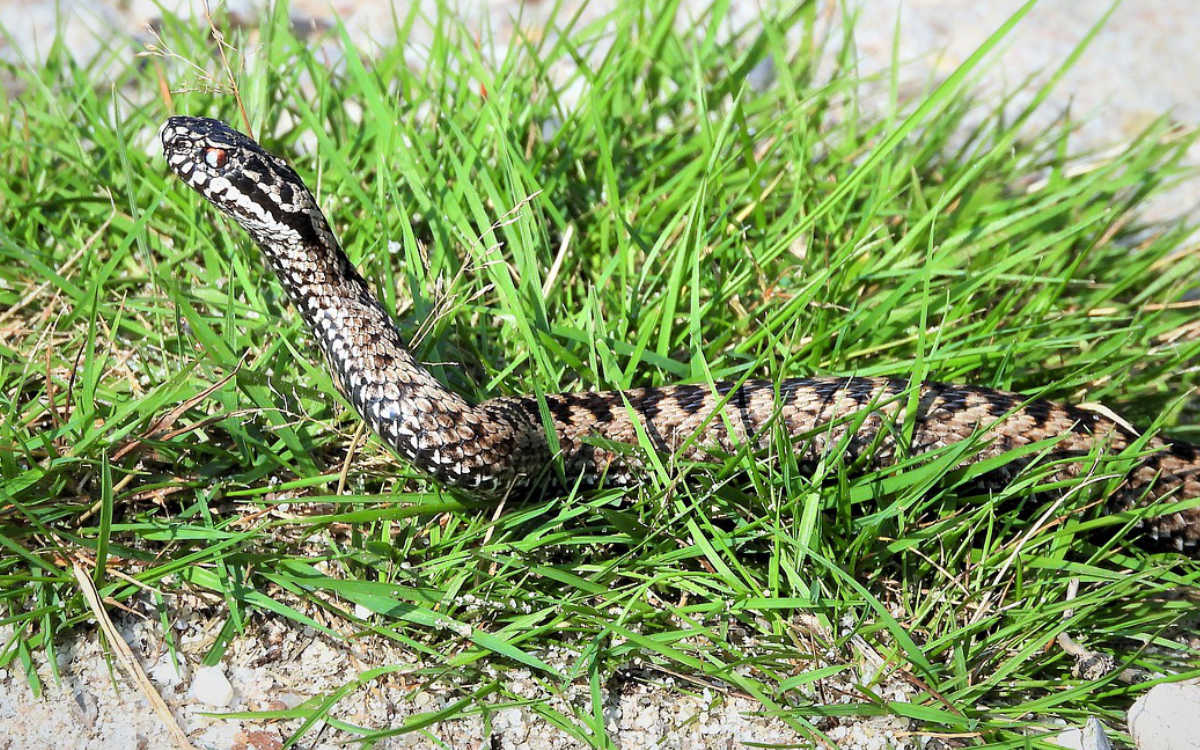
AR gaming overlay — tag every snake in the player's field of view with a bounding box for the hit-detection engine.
[160,115,1200,552]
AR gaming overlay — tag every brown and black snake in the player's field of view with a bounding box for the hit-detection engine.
[160,115,1200,552]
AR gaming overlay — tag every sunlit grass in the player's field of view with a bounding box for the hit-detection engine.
[0,1,1197,745]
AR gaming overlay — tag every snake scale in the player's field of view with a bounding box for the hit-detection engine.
[161,116,1200,552]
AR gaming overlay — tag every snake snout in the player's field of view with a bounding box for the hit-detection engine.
[160,118,202,175]
[160,116,197,149]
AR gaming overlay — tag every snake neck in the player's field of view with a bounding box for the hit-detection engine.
[245,201,547,493]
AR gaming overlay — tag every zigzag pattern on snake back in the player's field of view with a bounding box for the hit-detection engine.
[160,116,1200,552]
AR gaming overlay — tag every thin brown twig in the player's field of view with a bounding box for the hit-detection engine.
[336,421,367,497]
[1056,577,1146,684]
[202,0,251,137]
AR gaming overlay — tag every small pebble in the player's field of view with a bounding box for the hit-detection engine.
[1128,683,1200,750]
[232,728,284,750]
[1052,717,1112,750]
[72,689,99,728]
[190,665,235,707]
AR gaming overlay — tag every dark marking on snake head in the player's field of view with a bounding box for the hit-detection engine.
[243,154,269,178]
[162,115,322,248]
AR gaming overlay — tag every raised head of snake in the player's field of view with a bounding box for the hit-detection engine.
[161,117,321,244]
[162,115,548,492]
[162,115,1200,552]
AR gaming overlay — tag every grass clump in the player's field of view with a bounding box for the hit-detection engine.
[0,1,1197,746]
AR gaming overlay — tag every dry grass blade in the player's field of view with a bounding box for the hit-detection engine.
[71,562,197,750]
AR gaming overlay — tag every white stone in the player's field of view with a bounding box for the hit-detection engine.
[1052,718,1112,750]
[1128,683,1200,750]
[190,665,235,707]
[1054,727,1085,750]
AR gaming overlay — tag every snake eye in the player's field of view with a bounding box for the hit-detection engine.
[204,147,228,169]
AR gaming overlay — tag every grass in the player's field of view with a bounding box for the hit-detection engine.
[1,0,1199,746]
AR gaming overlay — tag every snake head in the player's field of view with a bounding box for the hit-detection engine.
[160,116,317,239]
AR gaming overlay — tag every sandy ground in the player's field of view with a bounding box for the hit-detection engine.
[2,1,1198,748]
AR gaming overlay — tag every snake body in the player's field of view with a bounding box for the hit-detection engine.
[160,116,1200,551]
